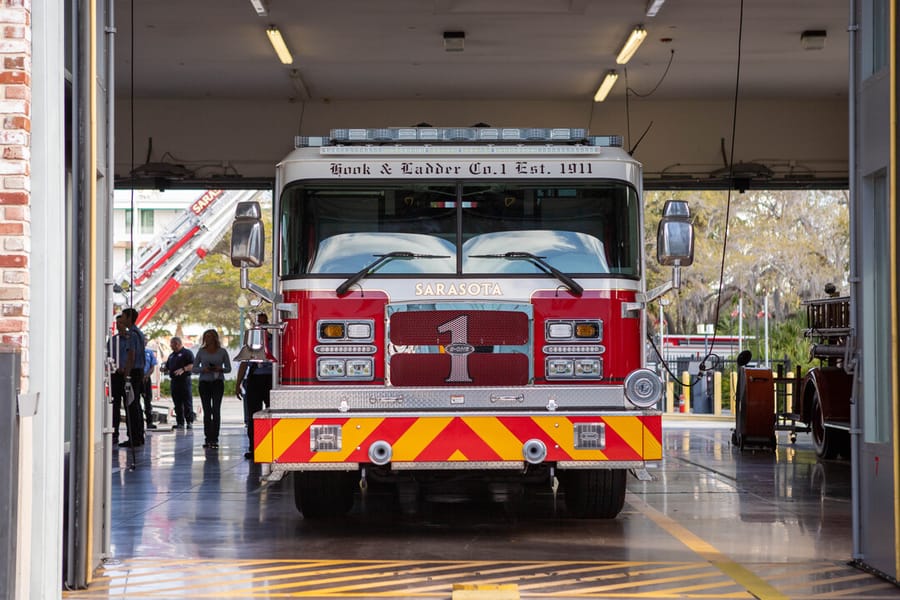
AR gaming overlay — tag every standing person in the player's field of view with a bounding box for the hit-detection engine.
[122,308,145,446]
[107,315,134,447]
[162,336,194,430]
[192,329,231,450]
[119,309,145,448]
[234,312,273,459]
[141,336,158,429]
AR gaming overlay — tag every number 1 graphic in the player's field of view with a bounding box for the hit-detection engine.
[438,315,473,383]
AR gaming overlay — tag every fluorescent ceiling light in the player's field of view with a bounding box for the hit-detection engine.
[616,26,647,64]
[645,0,665,17]
[266,26,294,65]
[249,0,267,17]
[593,70,619,102]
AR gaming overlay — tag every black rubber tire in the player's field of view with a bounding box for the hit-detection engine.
[560,469,627,519]
[293,471,358,518]
[811,390,838,459]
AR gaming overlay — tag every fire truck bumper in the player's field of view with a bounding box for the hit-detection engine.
[251,397,662,472]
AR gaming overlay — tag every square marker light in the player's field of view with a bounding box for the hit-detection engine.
[547,323,574,339]
[347,323,372,339]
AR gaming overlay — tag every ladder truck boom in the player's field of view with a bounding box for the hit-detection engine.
[114,189,261,322]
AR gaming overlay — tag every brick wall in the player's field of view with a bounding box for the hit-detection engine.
[0,0,30,383]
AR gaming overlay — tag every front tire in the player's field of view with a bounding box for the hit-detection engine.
[559,469,627,518]
[293,471,358,518]
[811,391,838,459]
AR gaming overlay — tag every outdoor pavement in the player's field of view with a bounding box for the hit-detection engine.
[151,394,246,427]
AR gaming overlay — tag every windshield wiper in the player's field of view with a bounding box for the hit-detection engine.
[336,251,450,296]
[468,251,584,296]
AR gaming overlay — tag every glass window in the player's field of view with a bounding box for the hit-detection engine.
[872,0,888,74]
[140,209,154,234]
[124,209,132,228]
[862,171,890,443]
[460,183,639,276]
[281,184,457,276]
[280,181,640,279]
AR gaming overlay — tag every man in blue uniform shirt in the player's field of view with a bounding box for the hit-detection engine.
[141,337,158,429]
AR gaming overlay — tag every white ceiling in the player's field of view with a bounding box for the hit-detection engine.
[115,0,849,104]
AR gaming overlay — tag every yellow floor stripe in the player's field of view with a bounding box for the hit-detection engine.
[249,561,490,595]
[61,558,899,598]
[452,583,519,600]
[626,492,790,600]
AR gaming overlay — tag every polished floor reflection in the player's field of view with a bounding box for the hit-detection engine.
[64,403,898,599]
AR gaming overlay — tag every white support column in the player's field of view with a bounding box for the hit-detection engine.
[25,0,66,598]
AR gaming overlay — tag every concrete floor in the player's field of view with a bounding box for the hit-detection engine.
[63,398,899,599]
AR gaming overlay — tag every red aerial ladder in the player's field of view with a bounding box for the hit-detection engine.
[113,189,261,326]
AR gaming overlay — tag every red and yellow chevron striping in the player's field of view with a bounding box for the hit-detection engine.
[253,414,662,464]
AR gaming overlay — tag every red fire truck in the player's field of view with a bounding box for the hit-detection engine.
[792,293,853,459]
[230,127,694,518]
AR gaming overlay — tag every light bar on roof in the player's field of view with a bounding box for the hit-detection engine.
[294,128,623,149]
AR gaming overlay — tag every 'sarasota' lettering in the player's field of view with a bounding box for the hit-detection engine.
[415,282,503,296]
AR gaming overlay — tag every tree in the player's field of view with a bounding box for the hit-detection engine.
[144,195,273,344]
[645,188,849,365]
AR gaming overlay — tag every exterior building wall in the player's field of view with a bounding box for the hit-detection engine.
[0,0,30,385]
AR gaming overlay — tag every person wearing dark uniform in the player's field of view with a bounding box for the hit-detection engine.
[120,308,145,447]
[235,312,273,459]
[163,336,194,429]
[107,315,133,446]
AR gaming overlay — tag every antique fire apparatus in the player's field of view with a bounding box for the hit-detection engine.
[230,127,694,518]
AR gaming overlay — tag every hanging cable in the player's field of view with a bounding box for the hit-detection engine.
[650,0,744,389]
[701,0,745,368]
[623,50,674,154]
[128,0,135,310]
[627,49,675,98]
[624,68,632,151]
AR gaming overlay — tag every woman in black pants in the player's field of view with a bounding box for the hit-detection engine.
[192,329,231,450]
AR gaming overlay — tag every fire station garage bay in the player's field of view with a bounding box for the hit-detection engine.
[8,1,900,599]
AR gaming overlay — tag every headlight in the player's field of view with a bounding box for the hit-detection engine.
[316,357,374,381]
[347,322,373,339]
[624,369,663,408]
[547,358,575,378]
[317,319,375,342]
[545,357,603,380]
[545,319,602,341]
[546,322,574,339]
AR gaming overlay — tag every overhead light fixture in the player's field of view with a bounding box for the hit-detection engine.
[266,26,294,65]
[443,31,466,52]
[800,30,827,51]
[593,70,619,102]
[249,0,267,17]
[645,0,665,17]
[616,26,648,64]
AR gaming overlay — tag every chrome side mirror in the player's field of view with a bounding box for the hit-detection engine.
[657,200,694,267]
[231,201,265,268]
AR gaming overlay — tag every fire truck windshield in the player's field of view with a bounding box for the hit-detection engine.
[280,181,640,279]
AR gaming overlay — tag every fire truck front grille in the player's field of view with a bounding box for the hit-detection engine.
[387,304,532,387]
